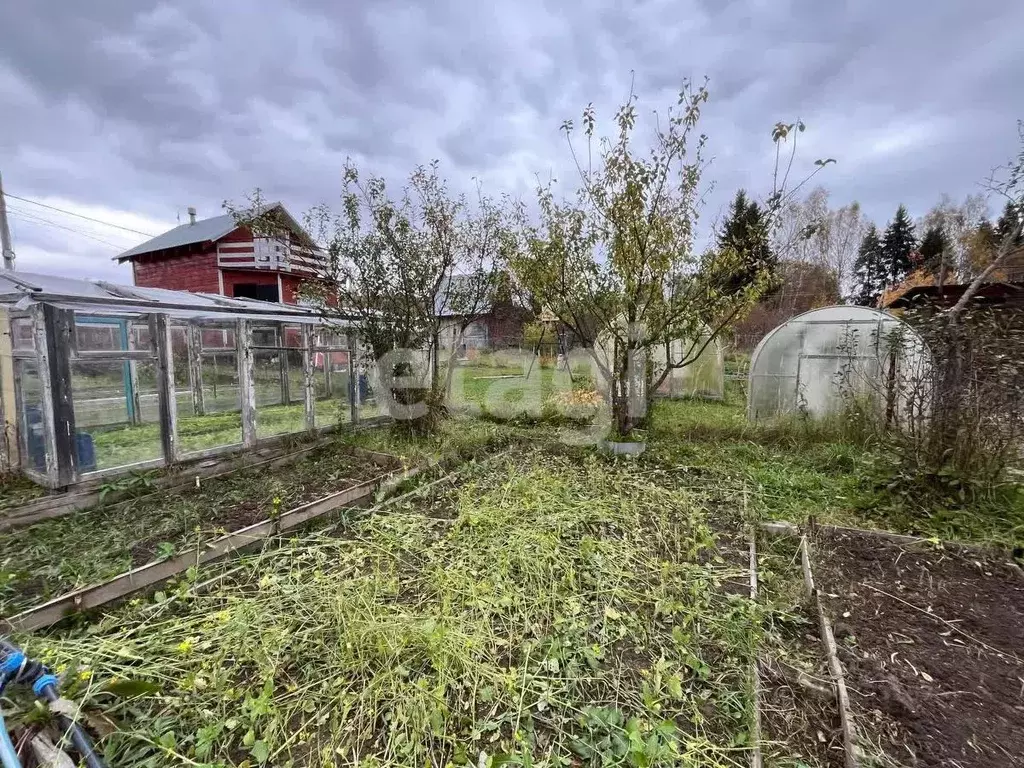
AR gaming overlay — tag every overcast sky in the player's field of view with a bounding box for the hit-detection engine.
[0,0,1020,283]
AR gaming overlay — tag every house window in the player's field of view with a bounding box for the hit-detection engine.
[233,283,279,302]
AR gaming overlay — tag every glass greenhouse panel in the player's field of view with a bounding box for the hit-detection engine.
[11,317,34,352]
[650,331,725,400]
[747,305,929,421]
[71,359,162,472]
[15,359,45,472]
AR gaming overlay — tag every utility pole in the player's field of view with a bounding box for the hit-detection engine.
[0,171,14,270]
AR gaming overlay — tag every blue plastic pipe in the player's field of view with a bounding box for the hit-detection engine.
[0,710,23,768]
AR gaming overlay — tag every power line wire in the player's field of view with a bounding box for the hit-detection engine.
[7,204,138,243]
[7,210,128,250]
[3,192,158,237]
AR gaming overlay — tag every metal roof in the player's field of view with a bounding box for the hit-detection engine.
[0,269,350,325]
[114,202,312,262]
[115,211,241,261]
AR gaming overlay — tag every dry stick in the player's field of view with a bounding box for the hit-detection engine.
[861,583,1024,666]
[748,529,763,768]
[799,536,859,768]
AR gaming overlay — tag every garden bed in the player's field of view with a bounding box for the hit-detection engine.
[815,529,1024,767]
[0,440,399,617]
[9,449,768,767]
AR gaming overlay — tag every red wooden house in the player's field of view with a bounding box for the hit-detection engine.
[116,203,325,304]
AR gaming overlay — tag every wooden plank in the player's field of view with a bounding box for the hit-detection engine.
[237,319,257,448]
[73,349,153,362]
[0,306,15,472]
[3,469,396,633]
[31,304,59,486]
[348,332,358,424]
[748,533,763,768]
[302,325,315,431]
[799,535,859,768]
[278,323,291,406]
[125,320,143,426]
[41,305,76,486]
[151,314,178,464]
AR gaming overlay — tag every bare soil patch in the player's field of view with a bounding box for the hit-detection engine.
[816,530,1024,768]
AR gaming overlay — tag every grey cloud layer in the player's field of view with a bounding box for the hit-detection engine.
[0,0,1020,280]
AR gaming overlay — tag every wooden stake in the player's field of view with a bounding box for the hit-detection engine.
[187,325,205,416]
[302,324,315,431]
[237,319,257,447]
[748,532,763,768]
[151,313,178,464]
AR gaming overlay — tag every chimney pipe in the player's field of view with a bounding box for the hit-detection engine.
[187,206,197,225]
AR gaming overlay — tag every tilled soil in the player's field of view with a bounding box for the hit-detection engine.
[816,530,1024,768]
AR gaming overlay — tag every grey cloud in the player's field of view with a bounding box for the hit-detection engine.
[0,0,1021,282]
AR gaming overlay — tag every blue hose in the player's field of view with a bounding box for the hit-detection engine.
[0,710,22,768]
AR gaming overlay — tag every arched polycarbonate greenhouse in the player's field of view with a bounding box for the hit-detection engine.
[747,305,930,421]
[592,324,725,401]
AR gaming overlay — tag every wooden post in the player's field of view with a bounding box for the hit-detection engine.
[302,325,315,431]
[237,319,257,448]
[38,304,76,486]
[347,333,358,425]
[151,314,178,464]
[125,320,142,425]
[187,324,205,416]
[279,323,291,406]
[0,308,14,472]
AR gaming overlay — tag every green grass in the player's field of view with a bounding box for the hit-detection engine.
[0,473,47,510]
[339,414,517,464]
[16,451,764,768]
[644,384,1024,549]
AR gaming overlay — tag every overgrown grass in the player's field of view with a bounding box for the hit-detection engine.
[0,473,46,510]
[338,414,517,464]
[14,451,763,768]
[644,387,870,528]
[639,385,1024,549]
[0,441,392,615]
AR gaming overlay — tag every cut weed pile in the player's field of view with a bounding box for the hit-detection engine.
[12,450,763,768]
[338,415,518,464]
[0,440,395,616]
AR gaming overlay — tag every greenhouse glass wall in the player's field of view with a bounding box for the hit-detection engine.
[649,330,725,400]
[592,323,725,401]
[0,272,370,489]
[747,305,930,421]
